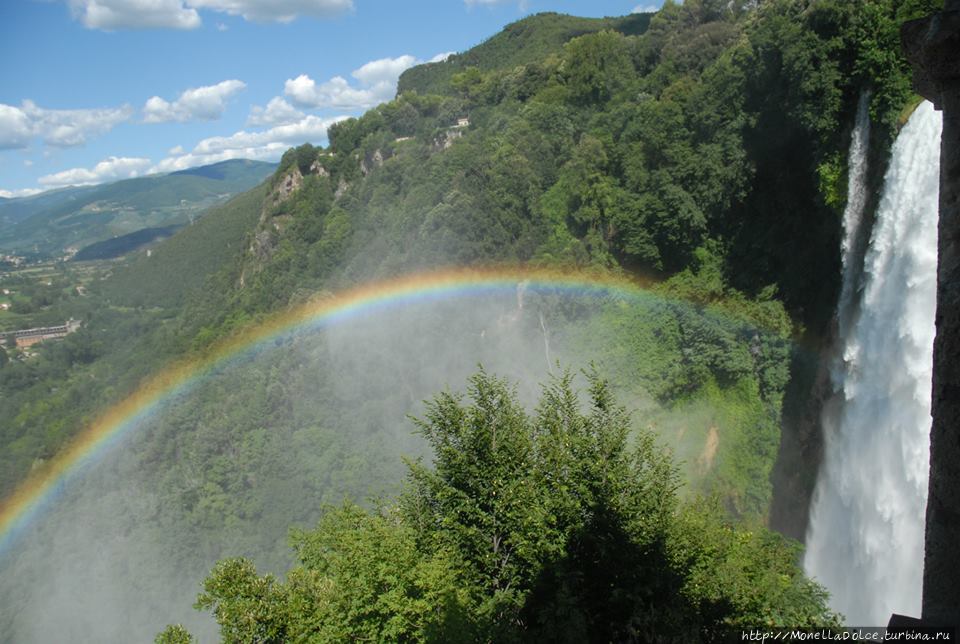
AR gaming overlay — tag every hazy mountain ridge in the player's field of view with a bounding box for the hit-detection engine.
[0,160,275,260]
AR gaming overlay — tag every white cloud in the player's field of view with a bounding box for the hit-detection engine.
[284,74,390,111]
[632,4,660,13]
[143,79,246,123]
[429,52,455,63]
[67,0,201,30]
[247,97,305,127]
[285,54,423,110]
[0,101,133,149]
[0,188,44,199]
[168,145,185,155]
[38,156,152,188]
[0,104,33,149]
[351,55,418,86]
[189,0,353,23]
[215,21,228,30]
[65,0,352,30]
[150,114,348,173]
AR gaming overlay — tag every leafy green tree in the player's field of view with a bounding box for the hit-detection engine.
[154,624,193,644]
[188,370,839,642]
[195,558,288,644]
[562,31,634,104]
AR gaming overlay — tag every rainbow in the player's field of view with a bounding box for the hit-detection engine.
[0,265,662,554]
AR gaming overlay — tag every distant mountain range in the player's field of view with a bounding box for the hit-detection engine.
[0,159,276,260]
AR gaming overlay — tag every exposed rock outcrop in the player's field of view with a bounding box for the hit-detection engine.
[360,148,386,176]
[267,166,304,211]
[902,0,960,627]
[433,128,463,151]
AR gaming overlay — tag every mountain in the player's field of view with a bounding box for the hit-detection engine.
[0,185,101,230]
[397,11,653,96]
[0,159,275,259]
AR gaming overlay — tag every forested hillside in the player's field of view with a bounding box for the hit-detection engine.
[0,0,944,640]
[0,160,274,260]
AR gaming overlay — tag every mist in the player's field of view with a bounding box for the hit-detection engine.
[0,277,790,642]
[0,284,601,642]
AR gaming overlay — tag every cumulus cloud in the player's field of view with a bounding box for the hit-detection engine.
[0,101,133,149]
[247,97,305,127]
[0,187,44,199]
[150,114,348,173]
[66,0,352,30]
[38,156,152,188]
[67,0,201,30]
[143,80,246,123]
[632,4,661,13]
[0,104,33,149]
[284,54,423,110]
[351,55,418,86]
[430,52,456,63]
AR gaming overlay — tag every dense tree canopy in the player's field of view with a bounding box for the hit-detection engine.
[171,371,838,642]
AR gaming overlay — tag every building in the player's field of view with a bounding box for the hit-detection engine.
[0,319,82,348]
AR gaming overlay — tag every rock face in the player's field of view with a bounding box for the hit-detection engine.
[271,166,303,206]
[902,0,960,627]
[360,148,385,176]
[309,159,329,177]
[433,128,463,151]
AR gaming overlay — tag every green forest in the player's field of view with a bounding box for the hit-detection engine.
[0,0,944,641]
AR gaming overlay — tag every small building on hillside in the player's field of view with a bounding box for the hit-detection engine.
[0,319,82,348]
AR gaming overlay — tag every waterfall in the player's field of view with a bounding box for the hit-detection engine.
[836,93,871,338]
[805,101,942,624]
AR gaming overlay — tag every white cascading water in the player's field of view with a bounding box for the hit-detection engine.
[805,100,942,624]
[836,93,872,337]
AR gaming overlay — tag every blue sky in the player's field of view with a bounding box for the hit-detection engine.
[0,0,664,198]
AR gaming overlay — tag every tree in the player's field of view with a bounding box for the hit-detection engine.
[186,370,839,643]
[154,624,193,644]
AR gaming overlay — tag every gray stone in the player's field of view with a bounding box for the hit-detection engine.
[902,3,960,628]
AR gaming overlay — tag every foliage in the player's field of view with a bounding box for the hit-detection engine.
[398,12,653,97]
[154,624,194,644]
[184,371,839,642]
